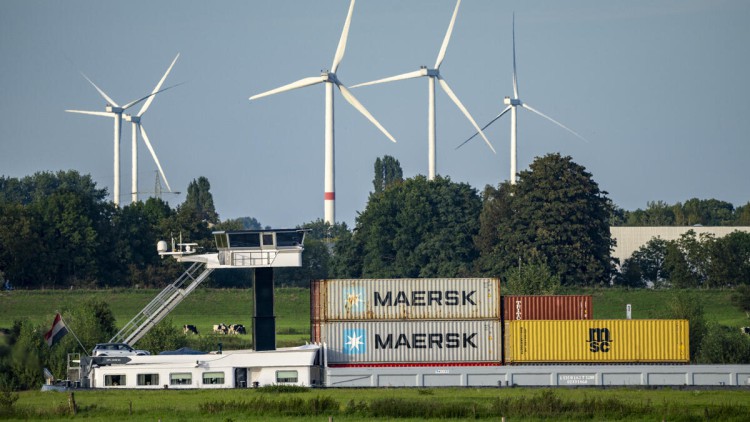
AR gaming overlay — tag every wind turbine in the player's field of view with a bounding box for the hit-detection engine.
[458,14,585,184]
[66,58,180,206]
[123,53,180,203]
[249,0,396,225]
[351,0,494,180]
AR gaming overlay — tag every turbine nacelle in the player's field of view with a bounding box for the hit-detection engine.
[123,114,140,123]
[321,71,339,84]
[106,105,124,114]
[504,97,521,106]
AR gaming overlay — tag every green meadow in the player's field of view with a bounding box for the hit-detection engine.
[4,385,750,421]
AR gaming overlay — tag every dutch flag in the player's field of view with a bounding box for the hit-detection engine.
[43,313,68,347]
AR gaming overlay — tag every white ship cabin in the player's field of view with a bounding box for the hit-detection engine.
[212,229,306,268]
[91,345,321,389]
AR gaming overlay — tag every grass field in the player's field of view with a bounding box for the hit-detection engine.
[4,385,750,421]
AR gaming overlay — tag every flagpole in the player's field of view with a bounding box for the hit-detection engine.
[58,313,90,357]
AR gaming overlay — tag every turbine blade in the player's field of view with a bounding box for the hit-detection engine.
[331,0,356,73]
[249,75,327,100]
[437,76,496,153]
[435,0,461,69]
[139,124,172,191]
[66,109,114,118]
[123,82,186,111]
[512,13,519,99]
[81,72,119,107]
[350,69,425,88]
[455,105,512,150]
[137,53,180,116]
[337,82,396,143]
[522,103,588,142]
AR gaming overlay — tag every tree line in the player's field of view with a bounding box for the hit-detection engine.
[612,199,750,226]
[1,154,750,291]
[0,171,227,289]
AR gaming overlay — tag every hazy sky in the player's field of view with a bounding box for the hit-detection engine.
[2,0,748,228]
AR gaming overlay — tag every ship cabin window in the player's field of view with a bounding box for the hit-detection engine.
[262,233,274,247]
[213,230,305,250]
[228,232,260,248]
[203,372,225,385]
[137,373,159,386]
[214,233,229,249]
[105,374,126,386]
[276,370,298,383]
[170,373,192,386]
[276,231,304,247]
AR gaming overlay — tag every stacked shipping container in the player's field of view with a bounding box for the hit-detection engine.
[502,295,592,321]
[311,278,502,364]
[311,279,689,365]
[504,319,690,363]
[311,279,614,366]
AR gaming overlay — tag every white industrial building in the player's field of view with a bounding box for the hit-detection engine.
[610,226,750,264]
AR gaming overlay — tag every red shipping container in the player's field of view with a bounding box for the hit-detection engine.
[502,295,592,321]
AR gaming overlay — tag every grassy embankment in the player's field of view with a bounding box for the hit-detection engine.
[4,385,750,421]
[0,287,310,348]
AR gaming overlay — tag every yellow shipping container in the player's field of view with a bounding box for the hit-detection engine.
[504,320,689,364]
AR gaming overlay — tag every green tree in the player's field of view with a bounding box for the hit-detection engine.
[176,176,218,252]
[632,200,675,226]
[663,242,699,288]
[734,202,750,225]
[706,231,750,288]
[329,228,362,278]
[344,175,481,278]
[66,299,118,352]
[0,171,115,288]
[216,216,265,231]
[504,261,561,295]
[137,318,187,355]
[474,183,513,275]
[697,323,750,364]
[616,259,646,288]
[372,155,403,195]
[479,154,615,286]
[663,292,707,362]
[0,203,43,287]
[617,237,669,287]
[675,198,734,226]
[180,176,219,225]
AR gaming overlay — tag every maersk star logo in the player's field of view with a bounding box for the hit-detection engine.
[343,329,366,354]
[343,288,365,313]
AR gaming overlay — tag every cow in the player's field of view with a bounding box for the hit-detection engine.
[183,324,198,335]
[213,323,228,334]
[741,327,750,335]
[228,324,246,335]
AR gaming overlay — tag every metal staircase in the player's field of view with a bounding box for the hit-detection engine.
[110,262,214,346]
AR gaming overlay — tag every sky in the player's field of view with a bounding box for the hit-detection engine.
[1,0,749,229]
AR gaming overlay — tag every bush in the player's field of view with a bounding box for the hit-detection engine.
[504,262,561,295]
[697,323,750,364]
[0,389,19,416]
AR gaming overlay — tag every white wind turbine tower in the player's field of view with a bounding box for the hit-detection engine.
[458,15,586,184]
[66,60,179,206]
[249,0,396,225]
[123,53,180,203]
[351,0,494,180]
